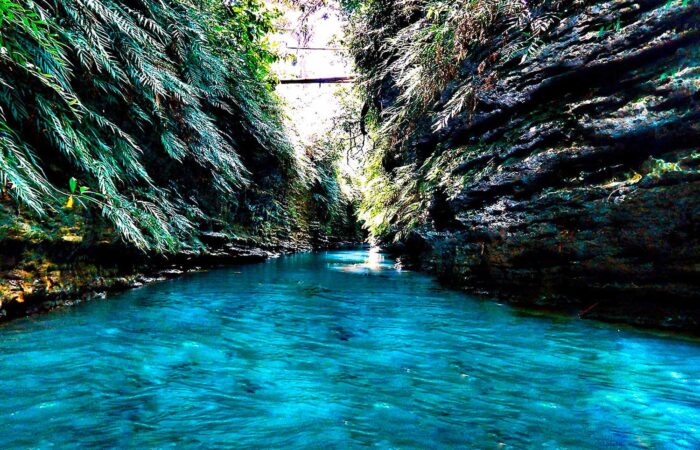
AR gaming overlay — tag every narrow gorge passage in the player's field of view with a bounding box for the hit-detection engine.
[2,249,699,448]
[1,0,699,447]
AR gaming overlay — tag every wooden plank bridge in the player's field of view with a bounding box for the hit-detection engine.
[277,46,354,85]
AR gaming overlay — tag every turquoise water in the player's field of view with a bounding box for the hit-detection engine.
[1,249,699,448]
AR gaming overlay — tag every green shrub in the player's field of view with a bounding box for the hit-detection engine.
[0,0,294,251]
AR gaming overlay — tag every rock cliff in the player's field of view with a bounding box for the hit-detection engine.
[352,0,700,330]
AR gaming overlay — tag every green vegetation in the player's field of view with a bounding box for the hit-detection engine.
[300,86,369,241]
[0,0,351,252]
[194,0,281,84]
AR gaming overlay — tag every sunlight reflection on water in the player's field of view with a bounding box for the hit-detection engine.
[330,247,396,274]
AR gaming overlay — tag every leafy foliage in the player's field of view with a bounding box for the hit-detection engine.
[0,0,297,251]
[198,0,281,84]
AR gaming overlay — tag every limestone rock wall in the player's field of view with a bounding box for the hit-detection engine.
[382,0,700,330]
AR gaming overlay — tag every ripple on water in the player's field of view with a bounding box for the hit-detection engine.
[1,249,700,448]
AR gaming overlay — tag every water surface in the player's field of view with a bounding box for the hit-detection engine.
[1,249,699,448]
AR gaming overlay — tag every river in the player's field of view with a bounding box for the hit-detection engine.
[1,249,699,448]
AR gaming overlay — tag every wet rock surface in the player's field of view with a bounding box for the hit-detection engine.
[381,0,700,331]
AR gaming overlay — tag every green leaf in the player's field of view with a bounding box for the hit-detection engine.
[69,177,77,194]
[79,186,89,195]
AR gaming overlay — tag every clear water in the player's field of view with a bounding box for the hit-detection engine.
[1,249,700,449]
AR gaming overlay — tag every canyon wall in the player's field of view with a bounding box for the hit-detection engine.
[353,0,700,330]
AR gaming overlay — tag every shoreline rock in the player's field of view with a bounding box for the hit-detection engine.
[0,237,358,323]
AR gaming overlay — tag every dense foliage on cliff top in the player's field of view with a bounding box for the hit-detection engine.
[0,0,350,250]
